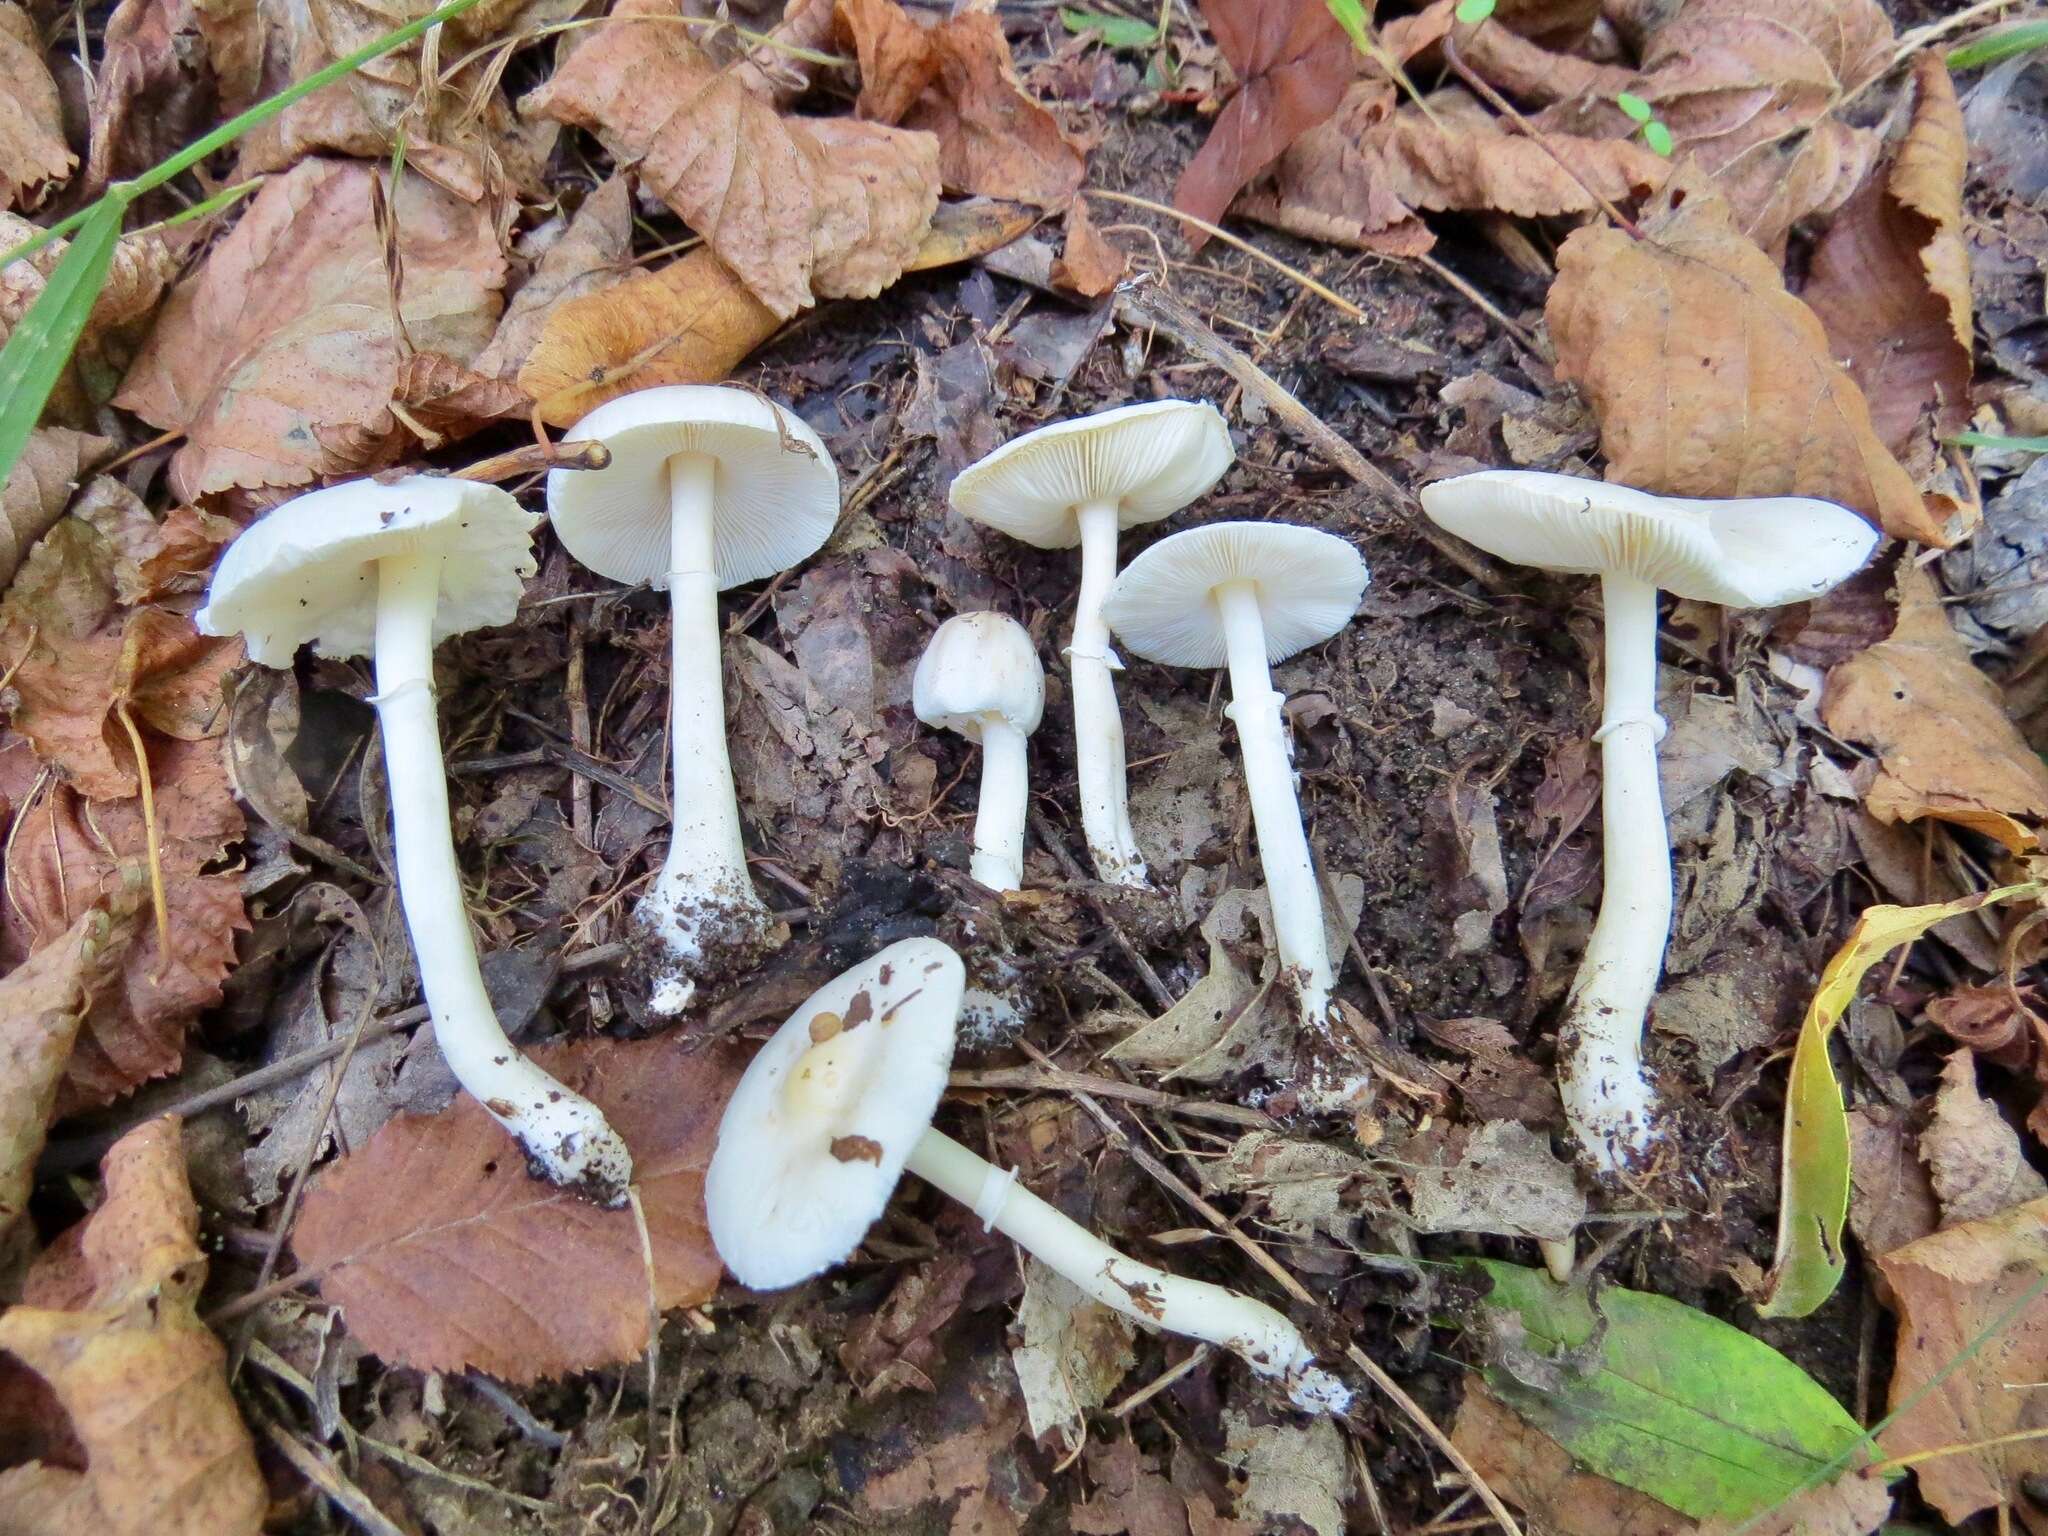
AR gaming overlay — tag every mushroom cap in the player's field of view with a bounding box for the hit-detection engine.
[705,937,965,1291]
[195,475,538,667]
[547,385,841,591]
[949,400,1234,550]
[1418,470,1879,607]
[913,612,1045,741]
[1102,521,1369,669]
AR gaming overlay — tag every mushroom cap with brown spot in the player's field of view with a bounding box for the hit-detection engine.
[706,937,965,1290]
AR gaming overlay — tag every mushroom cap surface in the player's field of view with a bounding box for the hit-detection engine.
[913,612,1045,741]
[195,475,538,667]
[548,385,840,590]
[706,937,965,1291]
[949,400,1234,549]
[1102,521,1368,668]
[1418,470,1879,607]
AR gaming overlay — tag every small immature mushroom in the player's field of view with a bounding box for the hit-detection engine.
[950,402,1234,888]
[1102,522,1368,1029]
[913,612,1045,891]
[549,386,840,1015]
[706,937,1349,1414]
[197,476,632,1203]
[1420,471,1878,1174]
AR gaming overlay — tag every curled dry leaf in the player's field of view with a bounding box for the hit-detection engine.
[85,0,216,192]
[1051,195,1127,298]
[292,1035,747,1382]
[1802,55,1972,465]
[0,1,74,209]
[1011,1256,1136,1447]
[0,1118,265,1536]
[1923,1051,2048,1226]
[1546,172,1938,546]
[1877,1196,2048,1531]
[1171,0,1354,235]
[474,175,634,380]
[1823,563,2048,852]
[321,351,534,471]
[834,0,1086,209]
[523,0,940,320]
[114,157,507,500]
[0,891,138,1232]
[1245,82,1667,256]
[0,428,114,588]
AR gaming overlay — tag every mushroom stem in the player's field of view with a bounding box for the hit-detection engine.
[641,451,772,1015]
[904,1127,1349,1414]
[371,550,631,1204]
[1070,498,1149,888]
[1215,579,1336,1026]
[970,719,1030,892]
[1559,572,1669,1172]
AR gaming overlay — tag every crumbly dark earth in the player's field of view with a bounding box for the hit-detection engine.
[24,0,2029,1526]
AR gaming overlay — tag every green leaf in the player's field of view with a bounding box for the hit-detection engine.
[1758,882,2044,1318]
[1454,0,1496,23]
[1643,119,1675,156]
[1059,6,1160,48]
[1948,18,2048,70]
[1470,1260,1869,1521]
[0,201,124,492]
[1614,90,1654,123]
[1951,430,2048,453]
[1323,0,1375,54]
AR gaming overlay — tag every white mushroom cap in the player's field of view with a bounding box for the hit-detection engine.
[1418,470,1879,607]
[195,475,538,666]
[949,400,1234,549]
[913,612,1045,741]
[706,937,965,1290]
[1102,521,1369,668]
[547,385,841,590]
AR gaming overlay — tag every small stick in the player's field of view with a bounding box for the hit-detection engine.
[452,439,610,483]
[252,1406,410,1536]
[949,1067,1273,1128]
[1025,807,1175,1011]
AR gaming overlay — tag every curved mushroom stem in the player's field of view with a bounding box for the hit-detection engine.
[1216,579,1336,1027]
[642,452,778,1015]
[969,718,1030,892]
[904,1128,1349,1414]
[372,551,631,1205]
[1070,498,1149,888]
[1558,572,1669,1173]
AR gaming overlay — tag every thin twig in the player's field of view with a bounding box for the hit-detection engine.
[252,1406,410,1536]
[452,438,609,482]
[1025,808,1175,1011]
[949,1067,1272,1128]
[1086,188,1367,320]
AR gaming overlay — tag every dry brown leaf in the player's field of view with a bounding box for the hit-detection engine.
[1012,1257,1136,1446]
[834,0,1085,208]
[0,429,114,588]
[0,893,138,1232]
[1170,0,1354,234]
[1924,1051,2048,1226]
[1878,1196,2048,1530]
[1802,54,1971,465]
[1452,1381,1699,1535]
[0,1118,265,1536]
[84,0,214,192]
[2,214,180,424]
[1070,1438,1252,1536]
[1546,172,1936,545]
[0,484,241,800]
[321,351,534,471]
[473,175,634,380]
[114,156,506,499]
[522,0,940,320]
[839,1252,973,1396]
[1845,1106,1939,1273]
[1245,82,1666,256]
[0,2,74,209]
[292,1035,746,1382]
[1052,195,1127,297]
[1823,563,2048,852]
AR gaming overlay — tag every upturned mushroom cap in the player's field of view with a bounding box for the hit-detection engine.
[1418,470,1879,607]
[1102,521,1369,668]
[949,400,1234,549]
[706,937,965,1290]
[913,612,1045,741]
[195,475,537,667]
[548,385,841,590]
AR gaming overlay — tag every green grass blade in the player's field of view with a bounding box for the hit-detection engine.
[1951,430,2048,453]
[1949,18,2048,70]
[0,200,124,490]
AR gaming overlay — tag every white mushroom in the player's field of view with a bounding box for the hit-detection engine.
[197,476,632,1204]
[1420,471,1878,1174]
[913,612,1045,892]
[549,386,841,1016]
[705,937,1349,1414]
[950,402,1234,888]
[1102,522,1368,1029]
